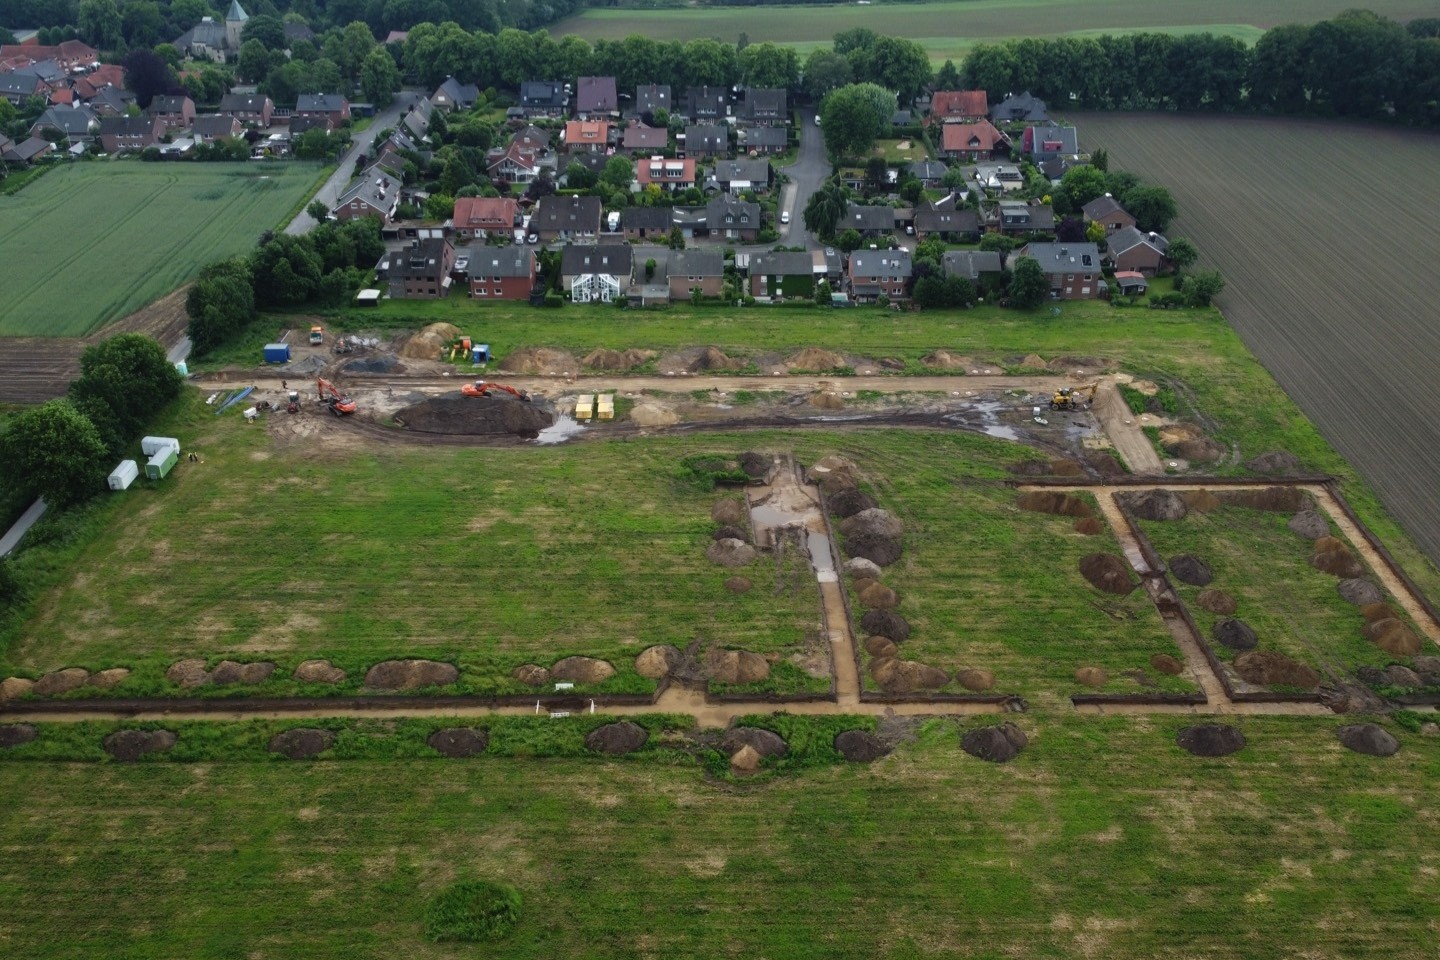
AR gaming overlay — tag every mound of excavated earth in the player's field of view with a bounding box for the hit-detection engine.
[1126,490,1188,521]
[1075,517,1105,535]
[787,348,849,372]
[721,726,789,758]
[582,348,656,371]
[1245,450,1301,474]
[636,645,684,680]
[103,729,177,762]
[956,667,995,691]
[33,667,90,696]
[870,658,948,694]
[1151,654,1184,675]
[1336,723,1400,757]
[711,498,746,524]
[707,538,757,567]
[269,728,336,760]
[210,660,275,685]
[395,395,556,437]
[0,724,38,748]
[834,729,889,762]
[1168,554,1213,586]
[1363,618,1420,656]
[845,532,903,566]
[961,723,1028,763]
[738,452,770,479]
[690,346,744,372]
[512,664,549,686]
[1216,487,1310,512]
[1337,578,1384,606]
[550,657,616,684]
[1016,491,1094,519]
[294,660,346,684]
[1212,618,1258,651]
[861,609,910,643]
[365,659,459,690]
[828,489,876,518]
[499,347,576,375]
[859,582,899,610]
[704,648,770,684]
[427,727,489,757]
[585,721,649,755]
[1288,510,1330,540]
[1195,589,1238,615]
[1232,651,1321,689]
[1080,553,1136,595]
[1176,724,1246,757]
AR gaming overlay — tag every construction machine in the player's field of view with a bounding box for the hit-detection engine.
[1049,382,1099,412]
[316,377,357,416]
[309,325,324,345]
[461,379,530,401]
[286,390,300,414]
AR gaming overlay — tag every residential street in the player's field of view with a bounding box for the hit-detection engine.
[777,111,828,250]
[284,90,422,236]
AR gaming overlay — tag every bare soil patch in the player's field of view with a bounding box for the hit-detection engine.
[0,724,38,748]
[395,395,556,437]
[1176,724,1246,757]
[1080,554,1137,595]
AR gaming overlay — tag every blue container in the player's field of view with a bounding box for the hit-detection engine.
[473,343,490,363]
[263,343,291,363]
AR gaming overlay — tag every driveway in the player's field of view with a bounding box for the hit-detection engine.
[776,112,829,250]
[285,90,423,236]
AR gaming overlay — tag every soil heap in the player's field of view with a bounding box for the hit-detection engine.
[711,498,745,524]
[961,723,1028,763]
[498,347,576,375]
[629,402,679,427]
[1176,724,1246,757]
[1074,666,1109,687]
[840,509,902,539]
[861,609,910,643]
[828,489,877,518]
[1168,554,1213,586]
[395,395,556,437]
[865,636,898,658]
[859,582,899,610]
[1080,553,1136,595]
[921,350,972,370]
[704,648,770,684]
[364,659,459,690]
[956,667,996,691]
[1310,542,1364,578]
[512,664,549,686]
[845,532,903,567]
[1075,518,1105,535]
[1363,618,1420,656]
[399,322,461,360]
[1245,450,1301,474]
[550,657,616,684]
[1288,510,1330,540]
[585,721,649,755]
[103,729,177,762]
[787,348,848,372]
[870,658,948,693]
[1195,589,1237,615]
[1232,651,1321,689]
[1016,491,1093,519]
[1125,490,1188,521]
[834,729,889,762]
[1150,653,1184,675]
[0,724,38,748]
[427,728,489,757]
[1217,488,1310,512]
[720,727,788,759]
[738,452,770,479]
[342,354,402,375]
[690,346,743,372]
[582,348,655,371]
[1212,618,1258,651]
[707,538,757,567]
[1337,578,1384,606]
[724,576,752,594]
[295,660,346,684]
[1336,723,1400,757]
[636,645,684,679]
[33,667,90,696]
[269,728,335,759]
[713,524,749,542]
[210,660,275,685]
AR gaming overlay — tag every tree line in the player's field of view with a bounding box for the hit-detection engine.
[963,11,1440,124]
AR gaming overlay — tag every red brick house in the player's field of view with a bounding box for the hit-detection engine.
[295,93,349,124]
[941,120,1009,161]
[1012,242,1102,299]
[848,250,912,302]
[452,196,518,239]
[386,238,455,299]
[669,248,724,299]
[1106,226,1171,276]
[97,115,162,153]
[333,168,401,224]
[563,119,611,153]
[218,93,272,126]
[929,90,987,123]
[1081,195,1136,235]
[469,248,536,300]
[147,95,195,130]
[636,155,696,191]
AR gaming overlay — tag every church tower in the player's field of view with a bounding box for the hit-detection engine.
[224,0,249,50]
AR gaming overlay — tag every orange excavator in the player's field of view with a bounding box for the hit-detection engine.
[316,377,357,416]
[461,379,530,401]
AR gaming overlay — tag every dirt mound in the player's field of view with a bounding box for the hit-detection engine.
[1084,452,1128,478]
[845,532,903,566]
[1158,423,1204,447]
[1216,487,1310,512]
[788,347,848,372]
[1080,554,1136,595]
[865,636,899,658]
[961,723,1028,763]
[690,346,743,372]
[33,667,90,696]
[210,660,275,685]
[635,645,683,679]
[103,729,177,762]
[738,452,770,479]
[0,724,37,748]
[861,609,910,643]
[1074,517,1104,535]
[1312,535,1348,554]
[1176,489,1220,513]
[364,659,459,690]
[1008,459,1050,477]
[1385,664,1423,688]
[1415,656,1440,674]
[1126,490,1188,521]
[1310,547,1364,579]
[427,727,489,757]
[729,744,763,773]
[1016,353,1047,370]
[1195,589,1237,615]
[1048,355,1112,375]
[586,720,649,755]
[396,395,556,437]
[1176,724,1246,757]
[921,350,972,370]
[859,582,899,610]
[828,488,877,518]
[498,347,576,375]
[1150,653,1184,675]
[1361,602,1400,623]
[845,557,883,579]
[834,729,889,762]
[269,728,336,760]
[342,354,402,375]
[1049,459,1085,477]
[0,678,34,701]
[721,727,788,758]
[707,538,757,567]
[1245,450,1301,474]
[630,402,679,427]
[166,658,210,688]
[1174,438,1226,462]
[704,648,770,684]
[1336,723,1399,757]
[87,668,130,689]
[1212,618,1258,651]
[1169,554,1213,586]
[810,390,845,410]
[512,664,549,686]
[582,348,656,371]
[400,322,462,360]
[551,656,616,684]
[1016,491,1093,519]
[956,667,995,691]
[1363,618,1420,656]
[1233,651,1321,689]
[870,658,949,693]
[1074,666,1109,687]
[288,354,327,376]
[1337,578,1384,606]
[1288,510,1331,540]
[295,660,346,684]
[713,524,749,542]
[724,576,752,594]
[711,498,745,524]
[807,455,860,484]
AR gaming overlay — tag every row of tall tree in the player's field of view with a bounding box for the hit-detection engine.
[963,11,1440,123]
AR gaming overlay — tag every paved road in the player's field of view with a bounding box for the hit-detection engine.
[777,112,829,249]
[284,91,422,236]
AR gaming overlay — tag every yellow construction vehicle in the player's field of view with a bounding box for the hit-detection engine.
[1049,383,1099,411]
[309,325,324,345]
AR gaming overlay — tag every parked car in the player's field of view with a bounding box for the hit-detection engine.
[780,211,791,225]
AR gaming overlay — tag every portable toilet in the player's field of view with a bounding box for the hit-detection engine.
[596,394,615,420]
[145,447,178,480]
[263,342,291,363]
[473,343,490,364]
[108,460,139,491]
[574,394,594,421]
[174,360,188,377]
[140,436,181,457]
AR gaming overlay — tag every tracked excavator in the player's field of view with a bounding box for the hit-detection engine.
[1049,382,1099,412]
[316,377,357,416]
[461,379,530,401]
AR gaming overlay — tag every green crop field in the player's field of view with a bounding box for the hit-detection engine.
[0,162,323,337]
[549,0,1432,61]
[1,713,1436,958]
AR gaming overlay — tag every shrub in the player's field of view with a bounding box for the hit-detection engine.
[425,881,522,943]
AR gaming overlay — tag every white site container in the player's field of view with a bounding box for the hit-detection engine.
[140,436,181,457]
[107,460,139,491]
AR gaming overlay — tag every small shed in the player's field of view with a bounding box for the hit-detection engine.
[263,342,291,363]
[472,343,490,363]
[355,289,382,306]
[1114,271,1147,295]
[108,460,139,491]
[141,436,180,457]
[145,447,178,480]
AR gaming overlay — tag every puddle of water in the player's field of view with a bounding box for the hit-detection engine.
[533,415,587,445]
[807,529,836,574]
[982,425,1021,440]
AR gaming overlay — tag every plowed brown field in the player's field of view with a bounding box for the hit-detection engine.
[1075,113,1440,565]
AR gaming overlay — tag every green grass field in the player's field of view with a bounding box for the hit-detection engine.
[549,0,1431,62]
[0,162,323,337]
[1,713,1435,958]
